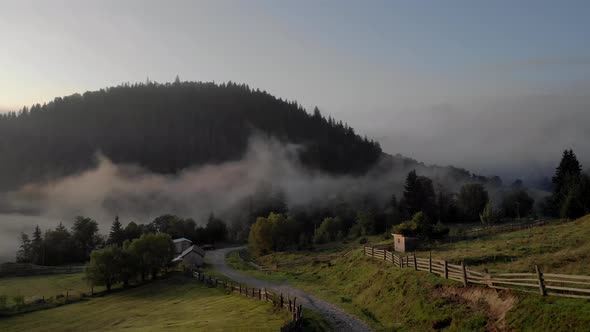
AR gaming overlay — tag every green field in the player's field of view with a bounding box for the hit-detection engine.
[0,273,112,305]
[227,215,590,331]
[422,216,590,275]
[0,275,290,331]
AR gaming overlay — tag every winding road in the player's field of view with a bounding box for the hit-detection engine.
[207,247,373,332]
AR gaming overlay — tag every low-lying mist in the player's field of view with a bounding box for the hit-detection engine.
[0,135,516,262]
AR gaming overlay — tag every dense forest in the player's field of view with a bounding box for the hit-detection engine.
[0,80,382,191]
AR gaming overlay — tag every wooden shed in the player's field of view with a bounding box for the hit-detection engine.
[392,233,418,252]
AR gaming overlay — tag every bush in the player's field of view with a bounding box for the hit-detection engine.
[359,237,368,244]
[314,217,344,244]
[0,295,6,308]
[391,220,418,237]
[12,295,24,307]
[430,223,450,239]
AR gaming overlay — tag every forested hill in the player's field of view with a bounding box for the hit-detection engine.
[0,81,382,190]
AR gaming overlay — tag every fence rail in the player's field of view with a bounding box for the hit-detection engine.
[192,271,303,330]
[364,246,590,299]
[434,220,547,245]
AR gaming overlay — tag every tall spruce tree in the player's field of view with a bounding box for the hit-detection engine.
[403,170,436,218]
[551,149,583,218]
[108,216,125,247]
[553,149,582,198]
[16,233,32,263]
[31,225,44,265]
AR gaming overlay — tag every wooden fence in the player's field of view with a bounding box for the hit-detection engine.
[431,220,547,246]
[0,263,84,278]
[364,246,590,300]
[192,271,303,330]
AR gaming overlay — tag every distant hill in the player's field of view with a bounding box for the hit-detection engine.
[0,81,383,190]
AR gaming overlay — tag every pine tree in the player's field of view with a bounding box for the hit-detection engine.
[108,216,125,247]
[551,149,583,217]
[16,233,32,263]
[553,149,582,198]
[403,170,420,214]
[403,170,436,217]
[31,225,44,265]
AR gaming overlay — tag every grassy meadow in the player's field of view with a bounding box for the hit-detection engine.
[422,215,590,275]
[0,272,113,305]
[0,275,290,332]
[227,216,590,331]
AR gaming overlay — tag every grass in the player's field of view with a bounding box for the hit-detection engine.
[228,250,491,331]
[226,215,590,331]
[0,275,290,332]
[422,216,590,275]
[0,273,113,305]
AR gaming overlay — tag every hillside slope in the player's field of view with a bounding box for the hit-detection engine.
[226,215,590,331]
[422,215,590,275]
[0,81,382,190]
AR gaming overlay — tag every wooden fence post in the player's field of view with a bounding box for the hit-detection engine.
[398,254,402,269]
[265,288,268,301]
[293,297,297,320]
[239,284,242,295]
[371,246,375,257]
[535,265,546,296]
[462,261,468,286]
[413,252,418,271]
[280,294,284,308]
[444,260,448,279]
[429,251,432,273]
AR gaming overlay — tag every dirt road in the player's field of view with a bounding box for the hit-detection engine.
[206,247,373,332]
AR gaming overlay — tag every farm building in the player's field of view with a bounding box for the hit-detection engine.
[173,238,193,255]
[392,233,418,252]
[172,245,206,269]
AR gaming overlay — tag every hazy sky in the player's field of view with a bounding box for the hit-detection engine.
[1,0,589,179]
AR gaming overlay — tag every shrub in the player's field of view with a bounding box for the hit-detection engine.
[314,217,344,244]
[391,220,418,237]
[13,295,24,307]
[0,295,6,308]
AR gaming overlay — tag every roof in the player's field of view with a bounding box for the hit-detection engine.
[172,245,205,262]
[173,238,193,244]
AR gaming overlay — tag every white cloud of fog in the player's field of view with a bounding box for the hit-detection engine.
[0,137,391,261]
[0,134,488,262]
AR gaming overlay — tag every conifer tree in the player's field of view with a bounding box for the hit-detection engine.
[108,216,125,247]
[31,225,44,265]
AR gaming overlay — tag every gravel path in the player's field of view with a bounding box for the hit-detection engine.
[207,247,374,332]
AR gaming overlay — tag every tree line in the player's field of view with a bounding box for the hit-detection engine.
[16,214,228,266]
[248,149,590,254]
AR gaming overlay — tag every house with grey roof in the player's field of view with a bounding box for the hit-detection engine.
[172,238,205,269]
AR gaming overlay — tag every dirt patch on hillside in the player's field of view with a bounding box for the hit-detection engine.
[436,286,517,331]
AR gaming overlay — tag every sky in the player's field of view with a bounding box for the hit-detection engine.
[1,0,590,180]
